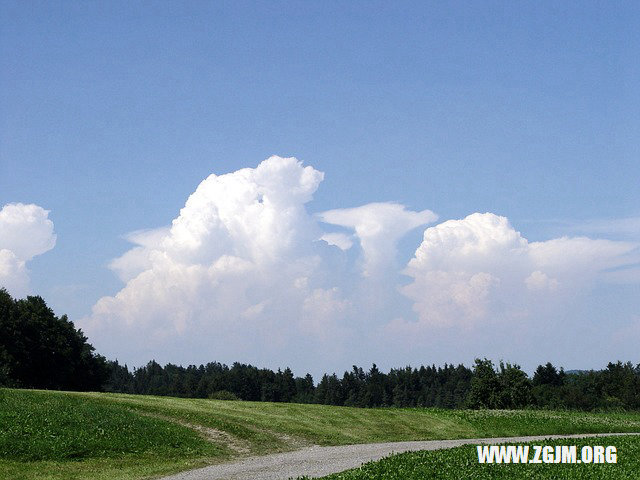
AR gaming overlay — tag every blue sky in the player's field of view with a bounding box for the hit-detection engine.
[1,2,639,377]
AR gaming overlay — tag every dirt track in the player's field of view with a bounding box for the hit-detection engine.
[160,432,638,480]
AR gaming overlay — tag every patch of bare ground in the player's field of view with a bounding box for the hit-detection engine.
[267,431,313,450]
[134,410,252,455]
[183,422,252,455]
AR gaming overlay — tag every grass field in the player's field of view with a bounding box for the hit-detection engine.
[303,435,640,479]
[2,388,640,480]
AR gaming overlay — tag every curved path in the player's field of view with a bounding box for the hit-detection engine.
[161,432,638,480]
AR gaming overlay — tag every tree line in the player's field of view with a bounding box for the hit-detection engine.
[103,358,640,411]
[1,288,639,410]
[104,359,473,408]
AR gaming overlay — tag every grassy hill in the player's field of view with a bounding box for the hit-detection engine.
[2,388,640,480]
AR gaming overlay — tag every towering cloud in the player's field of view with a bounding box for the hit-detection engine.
[0,203,57,297]
[320,203,437,277]
[83,157,639,372]
[86,157,352,364]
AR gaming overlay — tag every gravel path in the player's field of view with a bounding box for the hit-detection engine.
[160,432,638,480]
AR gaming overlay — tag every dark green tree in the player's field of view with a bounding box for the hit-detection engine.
[0,289,108,390]
[496,362,532,409]
[533,362,565,387]
[466,358,500,408]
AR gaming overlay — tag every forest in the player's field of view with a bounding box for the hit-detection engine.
[2,288,639,411]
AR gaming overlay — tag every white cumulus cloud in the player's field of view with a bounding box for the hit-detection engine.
[84,156,358,366]
[0,203,57,297]
[81,158,640,373]
[400,212,638,330]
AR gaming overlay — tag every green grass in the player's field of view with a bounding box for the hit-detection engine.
[0,389,223,480]
[2,388,640,480]
[303,435,640,479]
[0,390,222,461]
